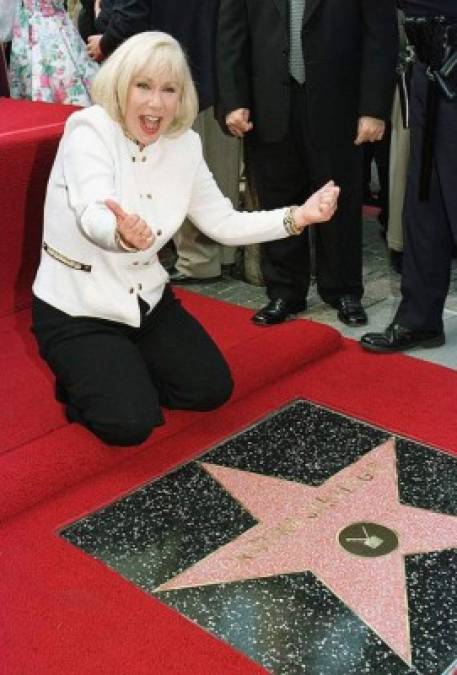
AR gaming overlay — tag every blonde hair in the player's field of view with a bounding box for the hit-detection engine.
[91,31,198,137]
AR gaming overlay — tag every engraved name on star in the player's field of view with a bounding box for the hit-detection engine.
[155,439,457,665]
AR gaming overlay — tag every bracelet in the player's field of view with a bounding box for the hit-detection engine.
[115,229,138,252]
[283,206,302,236]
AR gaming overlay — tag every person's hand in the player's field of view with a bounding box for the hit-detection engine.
[105,199,155,250]
[354,116,385,145]
[87,34,104,62]
[225,108,253,137]
[293,181,340,231]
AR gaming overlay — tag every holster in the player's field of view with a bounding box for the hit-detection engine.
[404,16,457,200]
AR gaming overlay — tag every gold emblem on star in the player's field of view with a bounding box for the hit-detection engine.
[338,522,399,557]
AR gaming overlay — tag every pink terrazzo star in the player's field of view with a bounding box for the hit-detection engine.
[155,439,457,665]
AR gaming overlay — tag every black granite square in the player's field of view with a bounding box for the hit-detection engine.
[61,400,457,675]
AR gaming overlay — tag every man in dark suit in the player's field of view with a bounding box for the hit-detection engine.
[80,0,218,109]
[80,0,216,106]
[217,0,398,326]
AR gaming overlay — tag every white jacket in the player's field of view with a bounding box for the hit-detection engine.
[33,105,288,326]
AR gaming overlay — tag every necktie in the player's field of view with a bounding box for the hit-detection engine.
[289,0,306,84]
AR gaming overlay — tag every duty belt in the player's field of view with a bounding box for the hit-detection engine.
[404,16,457,200]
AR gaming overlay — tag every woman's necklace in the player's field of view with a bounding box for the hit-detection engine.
[123,128,146,152]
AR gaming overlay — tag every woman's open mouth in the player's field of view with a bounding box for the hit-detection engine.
[140,115,161,136]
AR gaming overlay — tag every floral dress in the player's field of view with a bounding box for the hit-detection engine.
[9,0,99,106]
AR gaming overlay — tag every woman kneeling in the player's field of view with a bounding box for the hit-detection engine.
[32,31,340,446]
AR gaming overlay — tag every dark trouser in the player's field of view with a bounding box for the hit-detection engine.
[248,79,364,306]
[395,63,457,332]
[32,286,233,446]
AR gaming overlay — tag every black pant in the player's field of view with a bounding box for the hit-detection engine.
[248,79,364,306]
[395,63,457,332]
[32,286,233,446]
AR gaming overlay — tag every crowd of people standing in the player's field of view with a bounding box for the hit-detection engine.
[1,1,456,361]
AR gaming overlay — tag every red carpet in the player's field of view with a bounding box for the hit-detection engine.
[2,98,456,674]
[0,290,341,521]
[2,330,457,674]
[0,99,78,317]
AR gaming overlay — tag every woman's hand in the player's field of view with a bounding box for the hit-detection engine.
[105,199,155,251]
[293,180,340,231]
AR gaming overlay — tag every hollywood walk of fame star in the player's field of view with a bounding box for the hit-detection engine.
[155,439,457,665]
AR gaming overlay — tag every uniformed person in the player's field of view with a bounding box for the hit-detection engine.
[361,0,457,352]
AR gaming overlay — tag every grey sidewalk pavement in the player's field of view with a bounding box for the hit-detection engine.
[174,215,457,371]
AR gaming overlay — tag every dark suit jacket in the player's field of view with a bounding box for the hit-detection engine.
[95,0,150,58]
[77,0,95,43]
[151,0,220,111]
[78,0,219,111]
[217,0,399,146]
[77,0,150,55]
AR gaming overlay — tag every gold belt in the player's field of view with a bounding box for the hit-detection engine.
[43,242,91,272]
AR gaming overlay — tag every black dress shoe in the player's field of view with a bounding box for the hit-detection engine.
[252,298,307,326]
[360,322,445,353]
[168,267,221,284]
[335,295,368,326]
